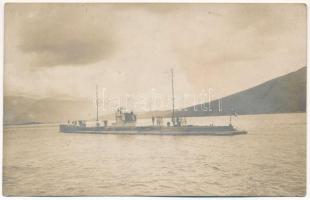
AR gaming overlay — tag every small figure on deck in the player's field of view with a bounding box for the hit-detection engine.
[160,116,163,126]
[78,120,86,127]
[171,118,175,127]
[182,117,187,126]
[156,116,163,126]
[176,117,181,127]
[152,116,155,126]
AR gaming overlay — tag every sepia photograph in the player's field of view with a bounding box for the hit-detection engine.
[2,2,307,197]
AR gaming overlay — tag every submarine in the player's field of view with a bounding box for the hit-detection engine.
[59,69,247,136]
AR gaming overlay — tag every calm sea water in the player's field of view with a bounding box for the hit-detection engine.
[3,113,306,196]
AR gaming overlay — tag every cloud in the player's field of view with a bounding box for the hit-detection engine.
[167,4,306,94]
[16,4,115,67]
[4,3,306,102]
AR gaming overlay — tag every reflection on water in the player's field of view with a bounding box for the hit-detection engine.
[3,113,306,196]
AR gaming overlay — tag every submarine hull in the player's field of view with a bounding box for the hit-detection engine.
[59,125,247,136]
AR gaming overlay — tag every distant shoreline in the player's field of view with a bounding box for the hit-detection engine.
[4,121,43,126]
[3,112,306,127]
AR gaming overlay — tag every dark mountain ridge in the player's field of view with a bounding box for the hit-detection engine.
[4,67,306,124]
[176,66,306,117]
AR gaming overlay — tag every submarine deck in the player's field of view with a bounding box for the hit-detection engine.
[59,125,247,136]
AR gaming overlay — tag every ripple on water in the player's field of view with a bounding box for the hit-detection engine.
[3,113,306,196]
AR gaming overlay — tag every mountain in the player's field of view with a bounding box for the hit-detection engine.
[176,66,306,117]
[3,67,306,124]
[4,97,94,125]
[4,96,37,124]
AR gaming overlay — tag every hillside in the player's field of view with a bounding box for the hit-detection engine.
[4,96,37,124]
[4,97,94,125]
[4,67,306,124]
[176,67,306,117]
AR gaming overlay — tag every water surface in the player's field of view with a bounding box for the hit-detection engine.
[3,113,306,196]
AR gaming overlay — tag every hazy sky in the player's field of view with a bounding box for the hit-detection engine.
[4,3,306,110]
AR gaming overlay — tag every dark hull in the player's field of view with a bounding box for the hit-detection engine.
[59,125,247,136]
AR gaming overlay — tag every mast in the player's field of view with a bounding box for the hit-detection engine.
[171,68,175,125]
[96,85,99,122]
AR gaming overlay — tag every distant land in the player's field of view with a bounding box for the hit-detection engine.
[4,66,306,125]
[176,66,307,117]
[4,97,94,125]
[138,66,306,118]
